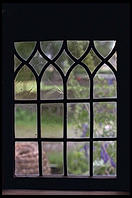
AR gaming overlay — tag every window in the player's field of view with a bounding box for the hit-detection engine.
[2,3,130,191]
[14,40,117,177]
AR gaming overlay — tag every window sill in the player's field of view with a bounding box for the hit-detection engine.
[2,190,130,195]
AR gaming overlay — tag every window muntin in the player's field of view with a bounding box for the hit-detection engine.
[14,40,117,177]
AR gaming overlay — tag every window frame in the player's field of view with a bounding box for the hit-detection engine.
[2,2,130,191]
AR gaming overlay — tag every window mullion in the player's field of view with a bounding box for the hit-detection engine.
[37,79,42,176]
[90,77,93,177]
[64,77,67,176]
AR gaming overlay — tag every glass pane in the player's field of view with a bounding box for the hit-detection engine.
[41,104,63,138]
[15,104,37,138]
[40,65,63,100]
[82,49,101,73]
[94,40,116,58]
[93,65,116,98]
[93,141,116,176]
[14,42,36,60]
[93,102,116,138]
[68,103,90,138]
[67,65,90,99]
[15,66,37,100]
[14,55,21,71]
[108,52,117,70]
[67,40,89,59]
[42,142,63,175]
[67,142,90,175]
[29,51,47,75]
[15,142,39,176]
[55,50,74,74]
[40,41,63,59]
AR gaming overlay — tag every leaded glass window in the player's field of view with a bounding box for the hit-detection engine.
[14,40,117,177]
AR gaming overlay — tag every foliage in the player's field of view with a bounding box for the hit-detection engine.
[68,150,88,175]
[16,106,36,122]
[46,152,63,174]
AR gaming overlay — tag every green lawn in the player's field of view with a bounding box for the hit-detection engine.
[15,116,74,138]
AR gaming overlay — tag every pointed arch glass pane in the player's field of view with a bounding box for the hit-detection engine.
[15,65,37,100]
[82,49,101,73]
[67,40,89,59]
[55,50,74,75]
[93,65,117,98]
[14,55,21,71]
[40,65,63,100]
[14,42,36,60]
[94,41,116,58]
[67,65,90,99]
[40,41,63,60]
[108,52,117,70]
[29,50,47,75]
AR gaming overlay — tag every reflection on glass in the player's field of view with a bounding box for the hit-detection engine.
[108,52,117,70]
[93,65,116,98]
[41,104,63,138]
[15,66,37,100]
[40,41,62,60]
[42,142,63,175]
[14,55,21,71]
[15,104,37,138]
[55,50,74,74]
[15,142,39,175]
[30,51,47,75]
[67,65,90,99]
[14,42,36,60]
[93,141,116,176]
[82,49,101,73]
[68,103,90,138]
[67,40,89,59]
[94,40,116,58]
[93,102,116,138]
[67,142,89,175]
[40,65,63,100]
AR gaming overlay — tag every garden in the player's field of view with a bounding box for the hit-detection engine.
[14,40,117,176]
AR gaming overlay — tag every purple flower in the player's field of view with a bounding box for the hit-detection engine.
[80,143,89,158]
[104,143,108,149]
[99,122,102,127]
[81,123,88,137]
[100,143,116,168]
[107,79,113,85]
[83,144,89,158]
[100,144,109,163]
[110,157,116,168]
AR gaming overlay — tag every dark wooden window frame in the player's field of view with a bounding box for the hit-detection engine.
[2,2,130,191]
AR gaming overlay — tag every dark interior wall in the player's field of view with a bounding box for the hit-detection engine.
[2,3,130,191]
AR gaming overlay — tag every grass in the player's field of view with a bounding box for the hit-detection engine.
[15,108,74,138]
[16,119,74,138]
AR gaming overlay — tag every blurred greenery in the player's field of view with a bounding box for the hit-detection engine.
[68,143,89,175]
